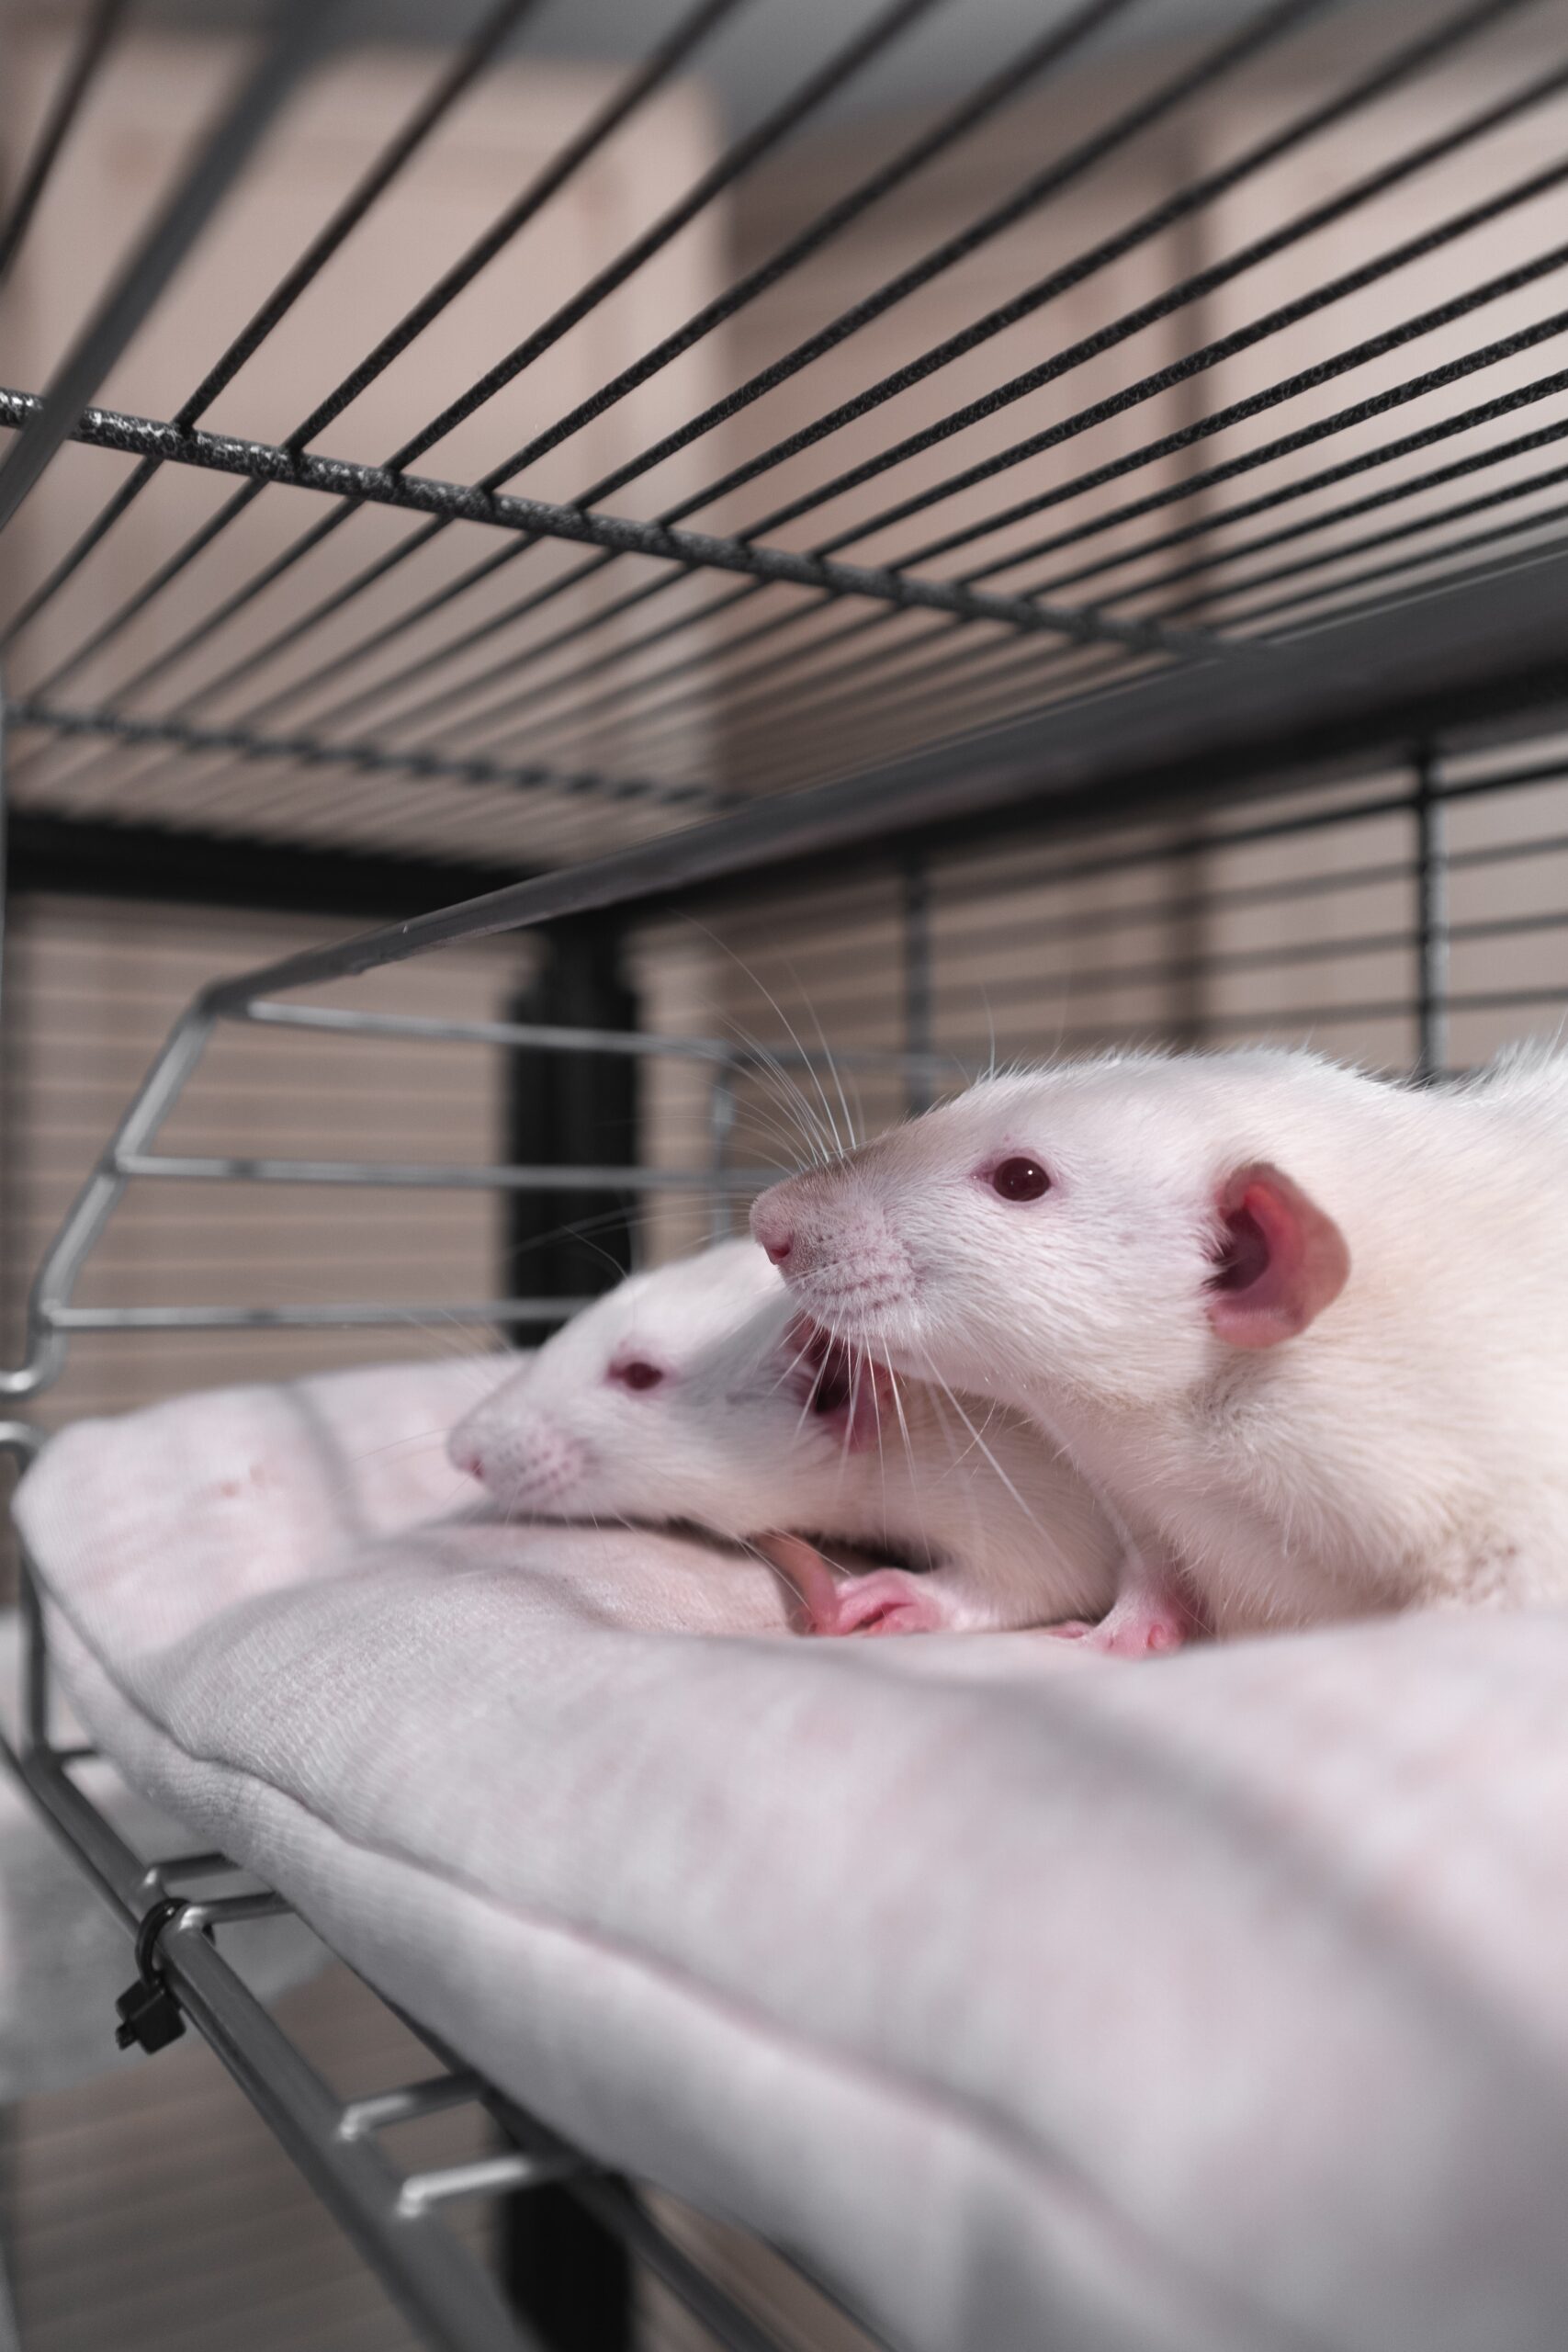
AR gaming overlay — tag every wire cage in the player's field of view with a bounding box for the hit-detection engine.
[3,0,1568,2343]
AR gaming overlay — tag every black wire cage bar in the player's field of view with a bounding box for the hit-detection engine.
[3,0,1568,854]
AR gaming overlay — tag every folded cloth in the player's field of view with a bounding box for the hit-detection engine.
[16,1356,1568,2352]
[0,1611,324,2101]
[0,1357,512,2099]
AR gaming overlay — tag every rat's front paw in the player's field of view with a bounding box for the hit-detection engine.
[1038,1591,1190,1658]
[758,1534,951,1637]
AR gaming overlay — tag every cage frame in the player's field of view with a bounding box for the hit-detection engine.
[5,0,1568,2341]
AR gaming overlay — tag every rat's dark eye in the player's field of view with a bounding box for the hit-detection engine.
[990,1156,1051,1203]
[610,1359,664,1392]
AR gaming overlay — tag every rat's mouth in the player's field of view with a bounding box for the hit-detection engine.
[496,1440,594,1510]
[784,1261,917,1346]
[786,1318,895,1453]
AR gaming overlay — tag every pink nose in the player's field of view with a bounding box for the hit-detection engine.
[750,1198,795,1266]
[449,1433,484,1481]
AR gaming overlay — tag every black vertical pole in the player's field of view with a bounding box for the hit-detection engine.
[1414,747,1448,1085]
[901,853,932,1115]
[502,915,637,2348]
[0,684,9,1042]
[506,917,640,1310]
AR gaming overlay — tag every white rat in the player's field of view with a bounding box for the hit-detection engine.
[446,1237,1118,1637]
[749,1042,1568,1657]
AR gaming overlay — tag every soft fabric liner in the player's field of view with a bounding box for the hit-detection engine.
[17,1356,1568,2352]
[0,1613,322,2101]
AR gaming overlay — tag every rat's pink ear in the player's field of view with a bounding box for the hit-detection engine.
[1206,1161,1349,1350]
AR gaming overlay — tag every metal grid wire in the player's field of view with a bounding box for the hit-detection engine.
[0,0,1566,868]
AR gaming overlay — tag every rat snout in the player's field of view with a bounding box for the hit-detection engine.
[750,1170,863,1283]
[750,1170,915,1326]
[750,1193,795,1266]
[448,1428,486,1481]
[750,1176,831,1281]
[447,1399,592,1509]
[446,1403,498,1483]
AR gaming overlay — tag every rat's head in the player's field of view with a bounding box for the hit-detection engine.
[749,1053,1352,1416]
[446,1236,897,1535]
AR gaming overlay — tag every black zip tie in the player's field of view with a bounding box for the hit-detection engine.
[114,1895,198,2055]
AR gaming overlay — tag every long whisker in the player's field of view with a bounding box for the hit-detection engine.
[789,1335,829,1452]
[856,1337,889,1537]
[343,1424,476,1468]
[765,1323,822,1408]
[739,1532,815,1619]
[729,1032,836,1167]
[786,957,859,1156]
[833,1310,859,1503]
[682,917,847,1164]
[909,1345,1068,1572]
[978,1367,1141,1576]
[724,1096,827,1173]
[670,938,833,1169]
[743,993,846,1163]
[919,1381,1009,1593]
[884,1363,921,1522]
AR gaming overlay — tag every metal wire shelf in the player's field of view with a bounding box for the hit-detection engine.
[0,0,1563,867]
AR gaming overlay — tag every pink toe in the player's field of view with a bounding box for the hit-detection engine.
[833,1570,947,1637]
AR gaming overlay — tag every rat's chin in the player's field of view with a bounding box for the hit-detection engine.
[494,1489,581,1521]
[487,1458,596,1517]
[800,1285,922,1363]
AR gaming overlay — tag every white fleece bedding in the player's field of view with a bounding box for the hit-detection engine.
[0,1609,323,2101]
[16,1356,1568,2352]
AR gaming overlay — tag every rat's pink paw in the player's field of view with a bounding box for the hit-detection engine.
[1090,1603,1187,1658]
[1039,1589,1192,1658]
[758,1535,947,1637]
[823,1569,948,1637]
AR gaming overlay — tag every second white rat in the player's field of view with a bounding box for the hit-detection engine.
[750,1043,1568,1656]
[446,1238,1118,1637]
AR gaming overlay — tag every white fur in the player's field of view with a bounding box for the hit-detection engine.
[750,1045,1568,1638]
[446,1238,1117,1632]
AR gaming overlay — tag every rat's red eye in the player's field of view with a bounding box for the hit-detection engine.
[610,1359,664,1392]
[990,1156,1051,1203]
